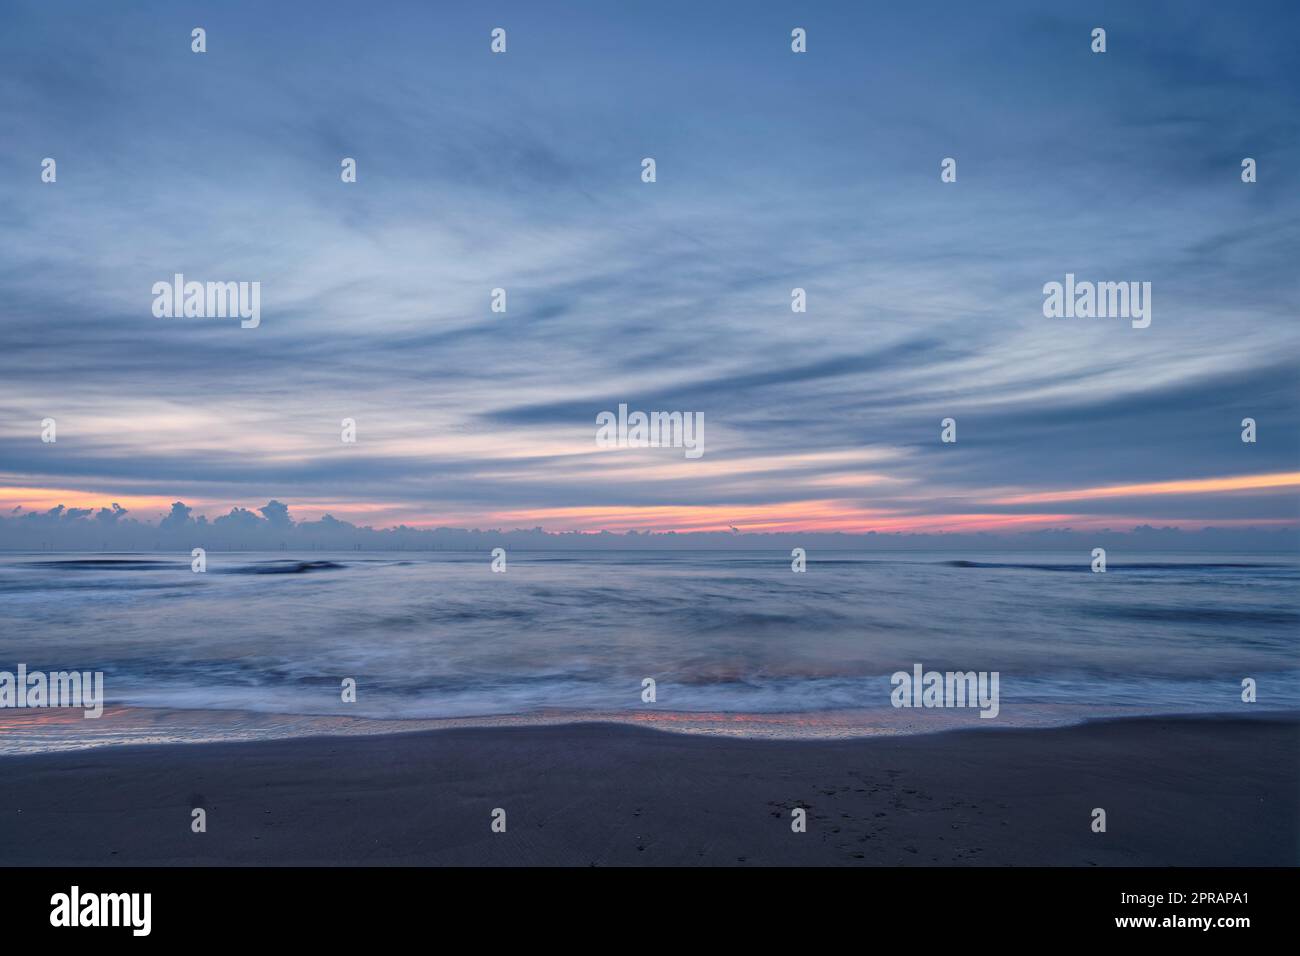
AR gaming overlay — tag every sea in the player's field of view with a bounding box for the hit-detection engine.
[0,550,1296,752]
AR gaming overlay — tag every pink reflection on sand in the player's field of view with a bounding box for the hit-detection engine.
[0,702,1156,754]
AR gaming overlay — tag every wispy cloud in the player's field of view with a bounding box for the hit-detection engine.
[1,0,1296,538]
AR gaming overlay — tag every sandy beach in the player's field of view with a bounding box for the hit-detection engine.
[1,713,1295,866]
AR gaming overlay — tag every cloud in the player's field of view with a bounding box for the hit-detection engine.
[0,0,1296,536]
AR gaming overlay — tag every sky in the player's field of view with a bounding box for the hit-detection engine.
[0,0,1297,542]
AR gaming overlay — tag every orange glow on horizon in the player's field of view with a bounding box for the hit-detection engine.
[0,487,185,516]
[991,471,1300,506]
[3,467,1297,535]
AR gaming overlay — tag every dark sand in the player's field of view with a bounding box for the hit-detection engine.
[1,714,1296,866]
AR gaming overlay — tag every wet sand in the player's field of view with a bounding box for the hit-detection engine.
[0,713,1295,866]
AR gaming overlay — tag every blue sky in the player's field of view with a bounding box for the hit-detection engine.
[0,0,1297,538]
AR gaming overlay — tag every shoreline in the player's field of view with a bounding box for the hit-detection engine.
[1,712,1295,866]
[3,701,1296,755]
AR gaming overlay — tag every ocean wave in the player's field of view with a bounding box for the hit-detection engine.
[1083,605,1300,626]
[97,670,1300,720]
[21,558,178,571]
[4,551,1298,740]
[939,560,1289,572]
[219,560,348,575]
